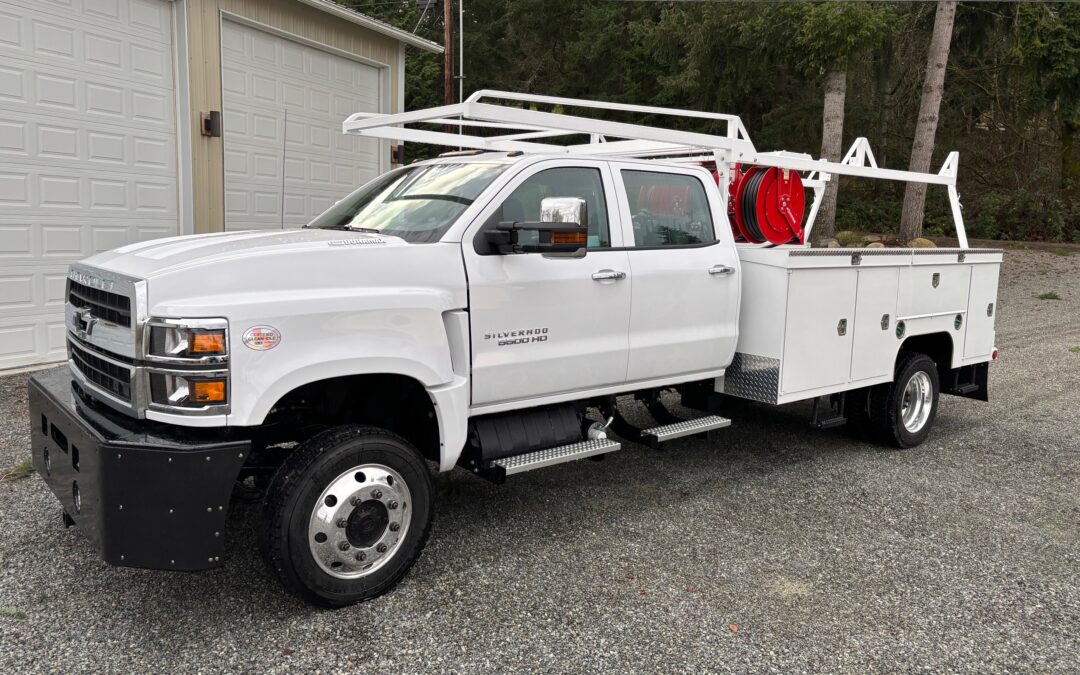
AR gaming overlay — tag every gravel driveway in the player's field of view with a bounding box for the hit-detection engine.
[0,248,1077,673]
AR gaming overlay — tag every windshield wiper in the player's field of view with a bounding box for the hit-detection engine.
[314,224,383,233]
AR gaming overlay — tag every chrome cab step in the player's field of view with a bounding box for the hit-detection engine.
[641,414,731,446]
[490,437,621,479]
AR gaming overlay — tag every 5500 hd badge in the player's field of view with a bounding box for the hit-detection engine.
[484,327,549,346]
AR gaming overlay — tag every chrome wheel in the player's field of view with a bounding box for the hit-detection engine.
[900,370,933,433]
[308,464,410,579]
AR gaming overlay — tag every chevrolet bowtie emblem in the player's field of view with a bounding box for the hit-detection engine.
[75,307,97,338]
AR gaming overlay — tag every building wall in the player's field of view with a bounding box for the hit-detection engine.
[185,0,403,234]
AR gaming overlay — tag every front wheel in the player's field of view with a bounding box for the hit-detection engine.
[869,352,940,449]
[261,425,433,607]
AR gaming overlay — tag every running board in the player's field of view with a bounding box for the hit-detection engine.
[641,415,731,447]
[489,438,622,479]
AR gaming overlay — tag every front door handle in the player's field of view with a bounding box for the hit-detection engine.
[708,264,736,276]
[591,269,626,281]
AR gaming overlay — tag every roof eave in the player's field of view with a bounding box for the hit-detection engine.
[294,0,444,53]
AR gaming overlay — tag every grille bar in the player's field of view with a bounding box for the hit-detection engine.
[68,280,132,327]
[69,339,132,402]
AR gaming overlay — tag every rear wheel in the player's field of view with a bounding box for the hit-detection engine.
[261,425,433,607]
[869,352,940,449]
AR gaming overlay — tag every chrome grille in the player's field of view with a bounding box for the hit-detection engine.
[68,279,132,327]
[69,338,133,402]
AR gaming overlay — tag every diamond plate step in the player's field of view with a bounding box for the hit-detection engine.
[641,415,731,443]
[492,438,621,476]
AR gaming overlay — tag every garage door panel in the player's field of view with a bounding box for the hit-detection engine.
[0,58,174,132]
[0,0,178,368]
[223,20,385,230]
[0,164,176,216]
[4,0,173,45]
[0,113,176,177]
[0,14,174,92]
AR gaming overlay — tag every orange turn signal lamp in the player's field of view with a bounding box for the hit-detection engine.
[191,331,226,354]
[191,380,226,403]
[551,231,587,245]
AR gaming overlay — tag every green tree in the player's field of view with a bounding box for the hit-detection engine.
[785,2,897,241]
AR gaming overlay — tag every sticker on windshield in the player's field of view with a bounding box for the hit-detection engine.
[243,326,281,351]
[328,238,386,247]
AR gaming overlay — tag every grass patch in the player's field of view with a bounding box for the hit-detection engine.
[1070,346,1080,354]
[1037,291,1061,300]
[0,607,28,621]
[1048,246,1073,257]
[0,458,34,482]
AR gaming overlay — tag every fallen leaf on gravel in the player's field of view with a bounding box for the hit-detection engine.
[282,647,294,657]
[729,624,739,633]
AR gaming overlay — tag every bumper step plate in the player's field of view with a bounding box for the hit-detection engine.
[641,415,731,445]
[492,438,622,477]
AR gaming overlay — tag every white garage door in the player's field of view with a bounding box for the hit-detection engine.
[221,20,385,231]
[0,0,178,369]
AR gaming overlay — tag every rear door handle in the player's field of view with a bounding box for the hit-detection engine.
[708,264,735,276]
[591,270,626,281]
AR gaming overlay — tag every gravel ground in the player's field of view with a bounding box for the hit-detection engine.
[0,248,1077,673]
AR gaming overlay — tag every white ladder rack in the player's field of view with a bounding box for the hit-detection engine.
[341,90,968,247]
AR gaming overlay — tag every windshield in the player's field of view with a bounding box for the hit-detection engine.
[306,162,508,243]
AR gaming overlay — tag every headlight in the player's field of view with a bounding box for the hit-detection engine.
[146,318,228,362]
[149,372,228,408]
[144,317,230,414]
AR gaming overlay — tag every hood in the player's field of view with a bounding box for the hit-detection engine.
[78,228,467,319]
[84,229,408,280]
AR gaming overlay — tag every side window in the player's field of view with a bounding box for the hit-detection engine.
[482,167,610,250]
[621,170,716,247]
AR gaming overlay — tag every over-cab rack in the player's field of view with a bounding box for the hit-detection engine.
[342,90,968,247]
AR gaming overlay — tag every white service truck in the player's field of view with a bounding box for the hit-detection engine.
[29,92,1000,606]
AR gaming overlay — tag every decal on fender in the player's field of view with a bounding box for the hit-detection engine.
[242,325,281,351]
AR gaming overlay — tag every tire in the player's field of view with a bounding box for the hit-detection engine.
[261,425,433,607]
[868,352,940,449]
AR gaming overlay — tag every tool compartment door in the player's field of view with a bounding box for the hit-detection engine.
[781,268,858,394]
[964,263,1000,359]
[850,267,901,382]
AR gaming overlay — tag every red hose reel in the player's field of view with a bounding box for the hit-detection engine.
[715,164,807,244]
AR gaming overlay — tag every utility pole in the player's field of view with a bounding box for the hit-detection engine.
[443,0,453,107]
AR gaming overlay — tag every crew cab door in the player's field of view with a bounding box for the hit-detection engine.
[612,164,740,382]
[464,161,631,408]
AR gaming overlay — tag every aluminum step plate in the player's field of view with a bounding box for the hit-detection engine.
[641,415,732,443]
[492,438,621,476]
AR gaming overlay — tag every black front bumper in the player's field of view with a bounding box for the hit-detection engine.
[29,368,250,571]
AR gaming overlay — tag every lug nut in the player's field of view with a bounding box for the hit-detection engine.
[389,522,400,532]
[355,552,366,562]
[388,501,398,510]
[350,496,362,506]
[376,543,387,553]
[337,518,348,528]
[338,541,351,551]
[372,489,383,499]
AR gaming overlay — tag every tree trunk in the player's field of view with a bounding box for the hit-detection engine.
[898,0,957,243]
[1063,110,1080,201]
[816,68,847,242]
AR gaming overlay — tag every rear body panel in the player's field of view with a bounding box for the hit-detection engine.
[720,247,1002,405]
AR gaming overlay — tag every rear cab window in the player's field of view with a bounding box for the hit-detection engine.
[620,170,716,247]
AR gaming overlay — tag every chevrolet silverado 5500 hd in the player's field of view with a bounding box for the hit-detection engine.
[29,92,1000,606]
